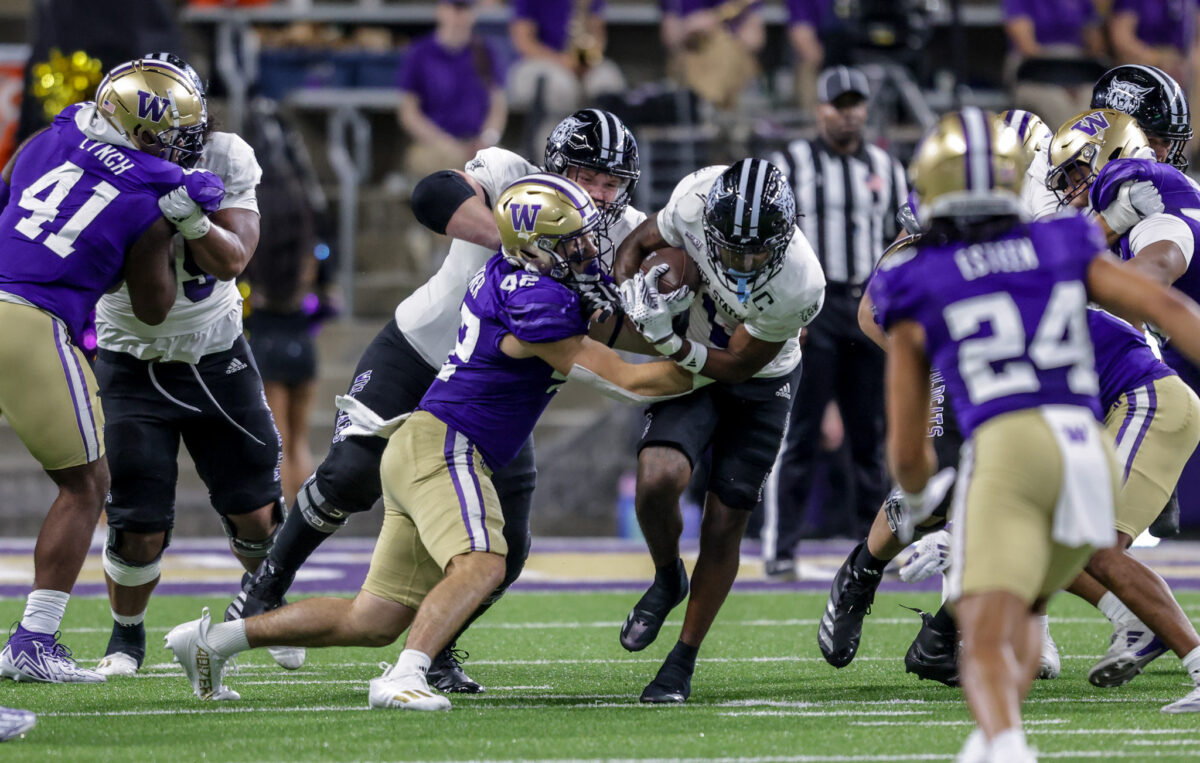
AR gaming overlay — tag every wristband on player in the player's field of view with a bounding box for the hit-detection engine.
[674,341,708,374]
[654,334,683,356]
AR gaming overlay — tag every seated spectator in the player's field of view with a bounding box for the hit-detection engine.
[507,0,625,140]
[397,0,507,179]
[661,0,764,111]
[1003,0,1106,129]
[786,0,831,113]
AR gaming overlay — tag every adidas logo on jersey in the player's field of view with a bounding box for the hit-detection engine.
[775,382,792,400]
[225,358,248,375]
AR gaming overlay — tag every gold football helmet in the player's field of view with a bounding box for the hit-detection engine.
[998,109,1051,157]
[93,58,208,167]
[1046,108,1149,207]
[908,107,1027,225]
[495,173,603,282]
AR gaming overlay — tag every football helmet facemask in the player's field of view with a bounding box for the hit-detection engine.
[1046,109,1149,208]
[1091,64,1192,171]
[702,159,795,303]
[544,109,639,235]
[94,58,208,168]
[495,173,604,286]
[908,108,1028,225]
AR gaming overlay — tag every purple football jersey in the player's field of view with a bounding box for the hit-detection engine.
[1088,309,1173,412]
[1091,157,1200,305]
[0,103,185,342]
[870,215,1105,437]
[419,254,588,468]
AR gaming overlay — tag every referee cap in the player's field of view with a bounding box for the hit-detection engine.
[818,66,870,103]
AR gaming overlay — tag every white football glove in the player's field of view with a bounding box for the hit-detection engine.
[158,187,211,240]
[618,263,680,351]
[899,529,951,584]
[886,466,957,546]
[1100,180,1164,236]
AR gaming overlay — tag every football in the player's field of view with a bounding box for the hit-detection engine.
[640,247,701,295]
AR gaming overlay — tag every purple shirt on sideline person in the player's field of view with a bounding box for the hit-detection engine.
[1112,0,1196,52]
[1003,0,1099,47]
[786,0,832,27]
[512,0,605,53]
[397,34,505,139]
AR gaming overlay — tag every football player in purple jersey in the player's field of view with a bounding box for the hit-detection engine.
[166,174,704,709]
[875,109,1200,759]
[0,58,224,685]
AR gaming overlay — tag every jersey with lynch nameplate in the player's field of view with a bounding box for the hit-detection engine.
[657,165,825,379]
[419,253,588,469]
[0,102,185,343]
[95,131,262,363]
[394,146,647,368]
[870,214,1104,438]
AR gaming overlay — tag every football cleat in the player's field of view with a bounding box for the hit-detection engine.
[620,559,688,652]
[639,657,693,704]
[1161,684,1200,714]
[266,646,306,671]
[0,625,105,683]
[164,608,240,700]
[1088,620,1168,688]
[1150,492,1181,538]
[763,557,798,582]
[903,606,960,687]
[0,707,36,742]
[1037,617,1061,680]
[95,652,140,677]
[818,542,882,668]
[428,647,483,694]
[368,662,451,711]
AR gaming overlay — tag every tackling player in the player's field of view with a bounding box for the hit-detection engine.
[225,109,644,692]
[91,53,298,678]
[0,58,220,683]
[873,108,1200,760]
[166,174,705,709]
[613,159,826,703]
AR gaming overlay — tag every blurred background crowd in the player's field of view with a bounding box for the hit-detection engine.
[0,0,1197,564]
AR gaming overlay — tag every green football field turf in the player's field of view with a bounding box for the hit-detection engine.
[2,590,1199,761]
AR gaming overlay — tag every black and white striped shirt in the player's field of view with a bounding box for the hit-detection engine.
[770,138,907,286]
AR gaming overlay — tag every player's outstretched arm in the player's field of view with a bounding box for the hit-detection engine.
[613,214,670,283]
[1121,238,1189,287]
[1089,252,1200,368]
[857,290,887,350]
[884,319,936,495]
[125,217,179,325]
[504,332,699,403]
[183,207,261,281]
[411,169,500,250]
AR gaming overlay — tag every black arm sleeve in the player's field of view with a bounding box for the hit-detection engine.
[410,170,479,235]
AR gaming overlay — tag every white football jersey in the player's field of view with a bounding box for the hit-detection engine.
[1021,135,1060,221]
[96,131,262,364]
[394,146,647,368]
[657,166,826,379]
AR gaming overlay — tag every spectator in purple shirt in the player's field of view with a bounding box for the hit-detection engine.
[1004,0,1106,129]
[507,0,625,142]
[397,0,507,179]
[1109,0,1198,110]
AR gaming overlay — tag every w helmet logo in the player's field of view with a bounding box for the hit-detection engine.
[1072,112,1111,137]
[510,203,542,233]
[136,90,170,122]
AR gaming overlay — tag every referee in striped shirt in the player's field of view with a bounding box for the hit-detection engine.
[762,66,907,579]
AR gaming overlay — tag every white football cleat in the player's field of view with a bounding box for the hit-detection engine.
[368,662,451,711]
[1037,617,1061,680]
[164,608,240,701]
[1088,619,1167,688]
[95,652,139,677]
[1162,684,1200,714]
[0,706,36,742]
[267,645,306,670]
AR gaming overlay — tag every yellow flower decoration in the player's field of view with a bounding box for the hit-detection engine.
[30,48,104,122]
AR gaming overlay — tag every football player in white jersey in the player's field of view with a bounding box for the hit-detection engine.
[228,109,645,692]
[613,159,826,702]
[92,54,296,677]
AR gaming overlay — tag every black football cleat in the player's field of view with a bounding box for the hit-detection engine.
[903,606,960,687]
[428,646,484,694]
[225,561,294,622]
[640,658,692,704]
[817,542,882,668]
[1150,491,1181,538]
[620,560,689,652]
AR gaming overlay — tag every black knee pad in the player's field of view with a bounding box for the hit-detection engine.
[222,497,285,558]
[295,474,352,534]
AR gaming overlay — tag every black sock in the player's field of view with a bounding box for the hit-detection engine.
[654,559,685,593]
[106,621,146,666]
[667,640,699,671]
[854,542,889,574]
[930,604,957,636]
[267,505,335,580]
